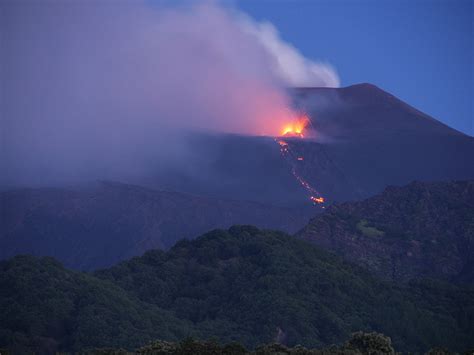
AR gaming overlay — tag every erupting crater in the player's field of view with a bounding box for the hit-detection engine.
[280,115,310,138]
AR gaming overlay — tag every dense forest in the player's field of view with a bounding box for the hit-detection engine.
[1,226,473,354]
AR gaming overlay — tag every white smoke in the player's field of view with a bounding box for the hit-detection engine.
[1,0,340,186]
[239,16,340,88]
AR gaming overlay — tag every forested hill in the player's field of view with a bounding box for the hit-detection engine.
[298,180,474,283]
[1,226,473,354]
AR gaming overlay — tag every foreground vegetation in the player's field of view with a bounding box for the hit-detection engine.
[83,332,398,354]
[1,226,473,354]
[3,332,457,354]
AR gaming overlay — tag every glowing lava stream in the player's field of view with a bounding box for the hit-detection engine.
[275,116,326,206]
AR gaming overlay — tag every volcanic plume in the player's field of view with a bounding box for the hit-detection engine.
[1,0,338,187]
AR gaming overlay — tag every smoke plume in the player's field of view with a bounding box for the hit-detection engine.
[0,0,339,186]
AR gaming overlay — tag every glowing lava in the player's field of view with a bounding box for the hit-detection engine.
[280,115,310,138]
[310,196,325,204]
[274,118,326,206]
[277,140,289,152]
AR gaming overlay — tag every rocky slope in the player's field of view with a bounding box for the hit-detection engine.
[297,180,474,283]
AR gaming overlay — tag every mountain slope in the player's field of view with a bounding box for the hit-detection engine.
[287,84,474,201]
[292,83,466,140]
[1,226,473,354]
[0,181,312,270]
[144,84,474,205]
[297,180,474,283]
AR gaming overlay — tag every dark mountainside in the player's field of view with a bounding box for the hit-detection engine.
[298,180,474,283]
[288,84,474,202]
[1,226,473,354]
[148,83,474,204]
[292,84,465,140]
[0,181,311,270]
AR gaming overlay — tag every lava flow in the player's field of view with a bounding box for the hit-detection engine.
[275,114,325,206]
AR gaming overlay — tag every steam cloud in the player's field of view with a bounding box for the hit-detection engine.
[1,1,339,186]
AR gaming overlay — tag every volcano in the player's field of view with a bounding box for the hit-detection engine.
[148,83,474,206]
[2,83,473,269]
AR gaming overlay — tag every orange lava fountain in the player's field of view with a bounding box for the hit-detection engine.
[280,115,310,138]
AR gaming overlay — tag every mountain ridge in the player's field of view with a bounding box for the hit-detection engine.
[297,179,474,283]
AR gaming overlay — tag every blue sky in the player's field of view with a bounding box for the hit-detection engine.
[237,0,473,135]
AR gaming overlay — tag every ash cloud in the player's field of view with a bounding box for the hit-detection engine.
[0,0,339,186]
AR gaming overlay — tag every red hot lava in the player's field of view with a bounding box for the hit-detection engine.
[280,115,310,138]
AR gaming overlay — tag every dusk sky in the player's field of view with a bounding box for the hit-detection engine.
[236,0,473,136]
